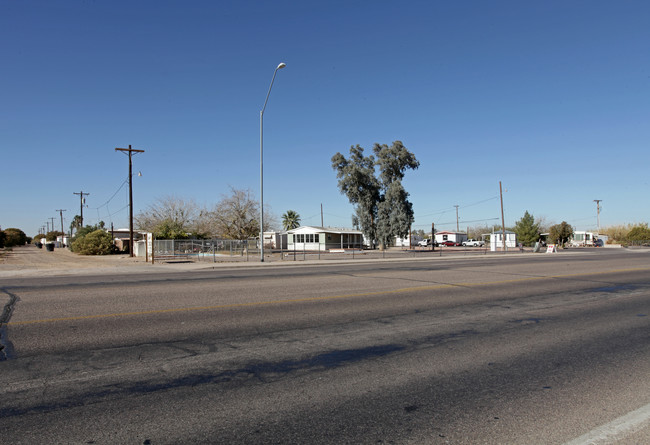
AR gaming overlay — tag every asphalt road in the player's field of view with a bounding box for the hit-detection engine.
[1,249,649,444]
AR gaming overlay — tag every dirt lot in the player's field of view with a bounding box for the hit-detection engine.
[0,244,153,276]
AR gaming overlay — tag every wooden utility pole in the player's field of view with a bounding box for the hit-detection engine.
[56,209,66,245]
[454,205,459,232]
[594,199,602,233]
[73,191,90,227]
[431,222,435,251]
[115,145,145,257]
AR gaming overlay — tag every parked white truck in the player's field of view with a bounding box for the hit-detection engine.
[462,239,485,247]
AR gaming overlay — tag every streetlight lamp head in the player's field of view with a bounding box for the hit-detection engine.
[277,62,286,70]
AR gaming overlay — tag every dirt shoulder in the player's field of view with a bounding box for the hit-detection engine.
[0,244,155,277]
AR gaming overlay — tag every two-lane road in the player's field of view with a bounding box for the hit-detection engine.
[1,249,649,443]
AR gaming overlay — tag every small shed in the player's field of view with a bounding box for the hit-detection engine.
[262,231,288,249]
[488,230,518,251]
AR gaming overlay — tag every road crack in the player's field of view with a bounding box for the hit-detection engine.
[0,288,19,360]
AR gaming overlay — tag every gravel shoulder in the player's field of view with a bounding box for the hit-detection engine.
[0,244,172,278]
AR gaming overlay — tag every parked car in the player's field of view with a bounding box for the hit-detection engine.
[440,240,461,246]
[418,238,436,247]
[462,239,485,247]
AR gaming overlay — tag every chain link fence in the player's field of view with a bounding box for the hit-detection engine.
[153,239,259,262]
[150,238,499,263]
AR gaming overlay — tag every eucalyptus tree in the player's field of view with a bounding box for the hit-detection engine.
[331,145,381,245]
[332,140,419,248]
[373,141,419,247]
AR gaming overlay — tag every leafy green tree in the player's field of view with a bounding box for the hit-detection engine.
[155,218,189,239]
[514,211,540,246]
[32,233,46,244]
[332,145,381,245]
[332,141,419,248]
[282,210,301,231]
[4,228,27,247]
[45,231,64,242]
[626,223,650,241]
[69,223,109,252]
[373,142,419,247]
[70,229,114,255]
[549,221,574,247]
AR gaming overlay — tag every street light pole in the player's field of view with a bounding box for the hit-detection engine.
[260,62,286,262]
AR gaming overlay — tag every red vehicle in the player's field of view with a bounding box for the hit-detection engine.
[440,240,461,246]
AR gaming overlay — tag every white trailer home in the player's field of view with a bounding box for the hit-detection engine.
[434,231,467,245]
[287,226,364,251]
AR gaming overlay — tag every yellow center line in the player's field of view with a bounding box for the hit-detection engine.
[7,266,650,326]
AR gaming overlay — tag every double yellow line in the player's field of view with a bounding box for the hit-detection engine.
[8,266,649,326]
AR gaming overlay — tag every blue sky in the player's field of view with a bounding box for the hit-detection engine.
[2,0,649,236]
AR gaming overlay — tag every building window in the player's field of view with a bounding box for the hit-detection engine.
[315,234,319,243]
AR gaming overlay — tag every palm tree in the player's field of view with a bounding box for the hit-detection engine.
[70,215,83,235]
[282,210,301,231]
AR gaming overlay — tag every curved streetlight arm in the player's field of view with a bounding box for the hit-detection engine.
[260,62,286,262]
[261,63,286,116]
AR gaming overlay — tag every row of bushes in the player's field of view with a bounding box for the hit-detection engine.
[601,223,650,244]
[0,228,28,248]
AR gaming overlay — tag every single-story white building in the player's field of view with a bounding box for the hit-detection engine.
[395,234,423,247]
[287,226,364,251]
[488,230,518,251]
[262,231,288,249]
[434,231,468,245]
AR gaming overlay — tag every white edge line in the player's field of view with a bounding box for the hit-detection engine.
[563,402,650,445]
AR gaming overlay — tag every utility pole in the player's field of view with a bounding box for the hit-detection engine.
[46,221,50,233]
[49,217,56,234]
[593,199,602,233]
[499,181,506,252]
[115,145,145,257]
[56,209,66,246]
[73,191,90,227]
[454,205,459,232]
[321,203,324,227]
[431,222,435,251]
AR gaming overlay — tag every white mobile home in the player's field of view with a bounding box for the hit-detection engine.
[570,231,607,247]
[434,231,467,245]
[287,226,364,251]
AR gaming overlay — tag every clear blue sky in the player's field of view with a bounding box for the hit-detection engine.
[2,0,649,236]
